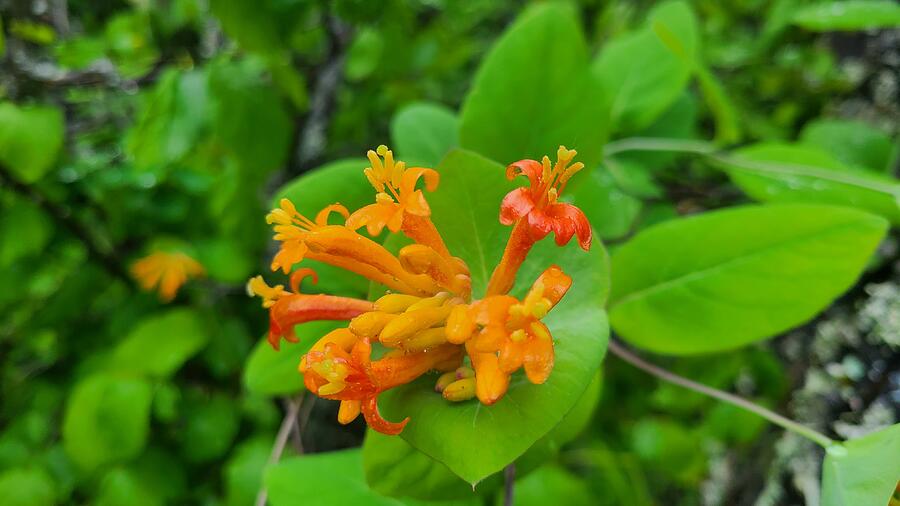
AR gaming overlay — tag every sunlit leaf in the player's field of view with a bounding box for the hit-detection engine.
[610,204,887,354]
[379,149,609,485]
[460,3,607,168]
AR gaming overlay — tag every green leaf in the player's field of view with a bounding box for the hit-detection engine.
[792,1,900,31]
[363,430,491,501]
[609,204,888,354]
[0,103,65,182]
[95,467,163,506]
[244,321,344,396]
[365,373,600,500]
[179,392,241,462]
[800,119,897,173]
[459,3,607,169]
[0,199,52,267]
[111,309,209,378]
[568,166,643,240]
[497,465,595,506]
[721,143,900,224]
[345,28,385,81]
[195,238,255,284]
[822,424,900,506]
[62,373,153,472]
[615,92,698,171]
[593,1,697,133]
[266,450,472,506]
[0,467,56,506]
[379,149,609,485]
[391,102,459,167]
[208,59,293,172]
[126,69,209,171]
[224,435,273,506]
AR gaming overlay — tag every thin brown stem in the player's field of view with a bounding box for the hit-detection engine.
[254,395,304,506]
[503,463,516,506]
[606,339,836,448]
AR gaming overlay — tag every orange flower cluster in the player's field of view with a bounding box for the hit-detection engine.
[249,145,591,434]
[132,250,205,302]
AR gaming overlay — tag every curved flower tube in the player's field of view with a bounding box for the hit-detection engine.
[248,270,374,350]
[300,336,462,434]
[486,146,591,296]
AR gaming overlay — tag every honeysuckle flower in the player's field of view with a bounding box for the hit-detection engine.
[131,250,204,302]
[247,269,374,350]
[299,334,462,434]
[249,145,592,435]
[486,146,592,296]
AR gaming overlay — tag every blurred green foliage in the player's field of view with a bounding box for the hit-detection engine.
[0,0,898,505]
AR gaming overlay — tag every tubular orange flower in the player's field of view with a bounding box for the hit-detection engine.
[486,146,591,296]
[248,269,374,350]
[346,145,458,263]
[300,335,462,434]
[248,145,591,435]
[131,250,205,302]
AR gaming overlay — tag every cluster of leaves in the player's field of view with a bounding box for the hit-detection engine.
[1,0,898,505]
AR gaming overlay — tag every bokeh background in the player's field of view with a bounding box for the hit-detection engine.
[1,0,898,505]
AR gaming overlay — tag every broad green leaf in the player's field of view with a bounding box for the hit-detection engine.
[223,435,273,506]
[459,3,607,169]
[95,467,163,506]
[208,59,292,172]
[104,12,159,78]
[179,392,240,462]
[365,373,600,499]
[345,28,385,81]
[111,309,209,378]
[609,204,888,354]
[244,321,344,396]
[126,69,209,171]
[195,238,255,284]
[615,92,698,171]
[380,149,609,485]
[391,102,459,167]
[209,0,307,54]
[722,143,900,224]
[0,467,56,506]
[792,1,900,31]
[363,430,495,501]
[822,424,900,506]
[62,373,153,472]
[496,465,595,506]
[0,200,52,267]
[267,450,476,506]
[0,103,64,182]
[800,119,897,173]
[593,1,697,133]
[568,166,643,240]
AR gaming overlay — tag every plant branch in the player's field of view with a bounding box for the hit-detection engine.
[255,394,304,506]
[606,339,836,448]
[503,463,516,506]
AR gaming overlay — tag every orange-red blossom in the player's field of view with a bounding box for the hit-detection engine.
[248,145,592,435]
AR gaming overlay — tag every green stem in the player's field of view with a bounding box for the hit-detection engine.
[603,137,719,157]
[607,340,836,448]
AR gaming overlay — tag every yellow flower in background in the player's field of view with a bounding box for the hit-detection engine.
[249,145,591,435]
[131,251,205,302]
